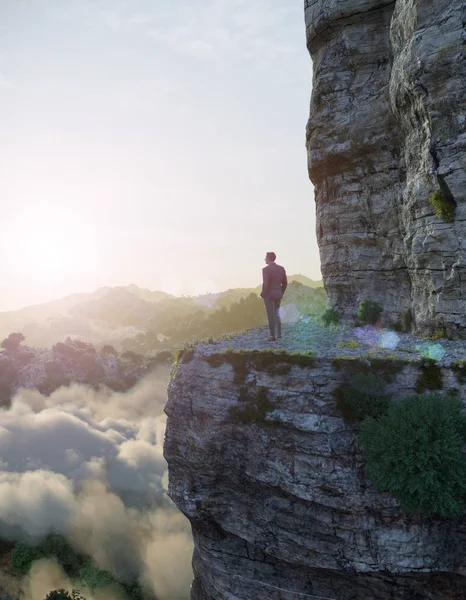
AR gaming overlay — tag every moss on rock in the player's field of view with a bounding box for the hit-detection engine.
[429,190,456,223]
[415,359,443,393]
[229,386,275,424]
[205,349,315,384]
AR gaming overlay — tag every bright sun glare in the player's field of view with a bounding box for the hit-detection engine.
[6,212,97,283]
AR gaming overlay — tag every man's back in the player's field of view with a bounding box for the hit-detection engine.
[261,262,287,300]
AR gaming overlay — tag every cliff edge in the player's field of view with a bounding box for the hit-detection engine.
[164,324,466,599]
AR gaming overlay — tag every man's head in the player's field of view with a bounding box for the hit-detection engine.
[265,252,276,264]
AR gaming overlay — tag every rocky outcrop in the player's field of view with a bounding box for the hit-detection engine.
[164,346,466,599]
[305,0,466,338]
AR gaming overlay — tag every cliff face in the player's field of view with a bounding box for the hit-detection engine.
[164,347,466,599]
[306,0,466,338]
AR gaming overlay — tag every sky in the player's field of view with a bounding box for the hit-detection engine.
[0,0,318,311]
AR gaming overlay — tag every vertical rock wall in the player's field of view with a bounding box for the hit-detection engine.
[306,0,466,338]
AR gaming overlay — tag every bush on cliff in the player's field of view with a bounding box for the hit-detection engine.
[357,299,382,325]
[44,591,86,600]
[359,394,466,517]
[429,190,455,223]
[321,307,340,326]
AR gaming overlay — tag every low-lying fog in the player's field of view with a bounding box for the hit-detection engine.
[0,367,193,600]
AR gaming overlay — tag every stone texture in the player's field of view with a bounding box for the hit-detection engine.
[305,0,466,338]
[164,348,466,599]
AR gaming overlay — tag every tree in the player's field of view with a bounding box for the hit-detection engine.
[101,344,118,357]
[0,357,19,406]
[121,350,143,365]
[44,590,86,600]
[359,393,466,517]
[1,332,25,352]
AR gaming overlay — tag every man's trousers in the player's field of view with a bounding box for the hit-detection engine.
[264,298,281,338]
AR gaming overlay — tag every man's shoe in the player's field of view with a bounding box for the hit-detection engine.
[265,336,276,342]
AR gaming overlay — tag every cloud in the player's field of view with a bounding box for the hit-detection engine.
[0,371,193,599]
[148,0,299,65]
[0,470,75,539]
[0,72,13,89]
[22,559,73,600]
[83,0,300,67]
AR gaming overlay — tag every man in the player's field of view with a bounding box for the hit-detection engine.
[260,252,287,342]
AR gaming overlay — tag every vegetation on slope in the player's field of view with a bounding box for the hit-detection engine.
[360,393,466,517]
[9,535,144,600]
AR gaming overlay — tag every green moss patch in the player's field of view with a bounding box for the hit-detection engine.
[205,349,315,384]
[337,340,361,349]
[429,329,446,341]
[429,190,456,223]
[332,356,406,382]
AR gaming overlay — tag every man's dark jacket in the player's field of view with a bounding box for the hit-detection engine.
[261,262,287,300]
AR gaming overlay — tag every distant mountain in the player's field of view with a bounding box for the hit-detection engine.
[0,278,324,349]
[253,274,322,294]
[288,275,322,288]
[124,284,172,304]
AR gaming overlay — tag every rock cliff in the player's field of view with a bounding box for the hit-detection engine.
[305,0,466,338]
[164,339,466,599]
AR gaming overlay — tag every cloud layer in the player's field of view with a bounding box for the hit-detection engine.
[0,370,193,600]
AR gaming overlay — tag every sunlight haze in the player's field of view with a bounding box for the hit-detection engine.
[0,0,319,311]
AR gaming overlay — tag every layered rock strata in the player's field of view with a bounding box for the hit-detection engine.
[305,0,466,338]
[164,346,466,599]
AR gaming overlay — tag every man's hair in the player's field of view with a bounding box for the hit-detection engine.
[266,252,276,262]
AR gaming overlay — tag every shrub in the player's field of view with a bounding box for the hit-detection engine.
[0,358,19,406]
[357,299,382,325]
[359,394,466,517]
[336,373,390,420]
[101,344,118,357]
[121,350,143,365]
[78,560,115,589]
[415,359,443,393]
[153,350,173,363]
[429,190,455,223]
[321,307,340,326]
[16,350,35,365]
[44,591,86,600]
[11,535,85,577]
[53,342,79,360]
[11,542,41,574]
[429,329,445,341]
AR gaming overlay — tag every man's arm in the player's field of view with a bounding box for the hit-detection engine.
[281,269,288,295]
[260,267,269,298]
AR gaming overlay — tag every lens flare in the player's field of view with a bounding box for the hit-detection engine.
[415,342,446,361]
[279,303,300,324]
[379,331,400,350]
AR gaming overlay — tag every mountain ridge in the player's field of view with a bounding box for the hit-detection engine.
[0,278,324,350]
